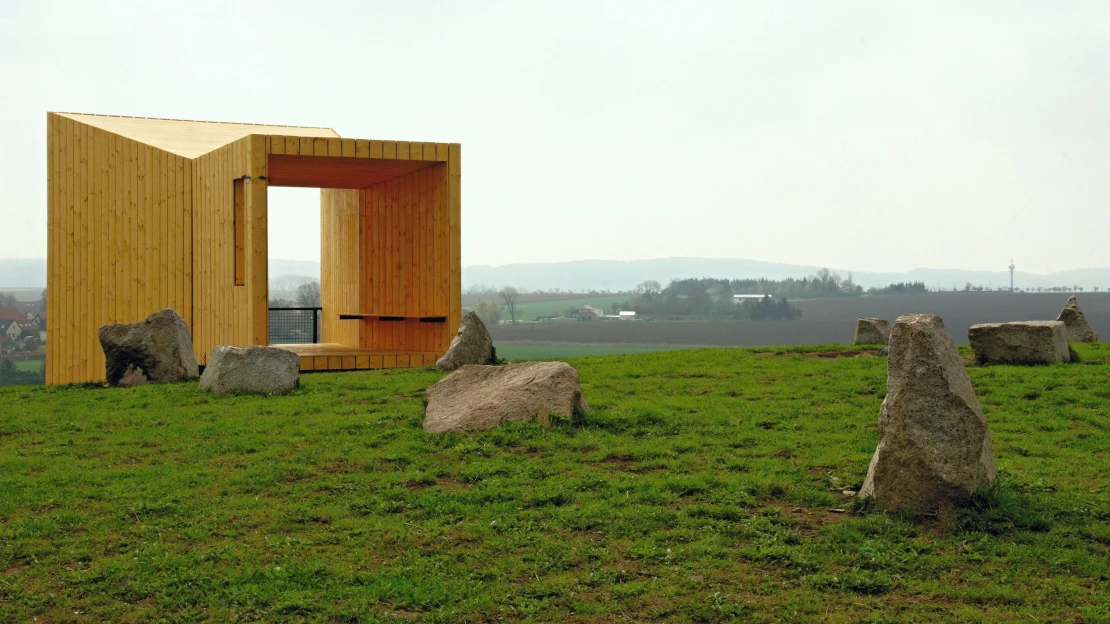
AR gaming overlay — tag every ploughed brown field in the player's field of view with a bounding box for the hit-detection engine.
[488,292,1110,347]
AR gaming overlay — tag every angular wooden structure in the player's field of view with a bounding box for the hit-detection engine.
[46,112,461,384]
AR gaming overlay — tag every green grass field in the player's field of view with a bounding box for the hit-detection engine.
[1,345,1108,621]
[466,295,634,322]
[496,343,676,360]
[11,358,44,373]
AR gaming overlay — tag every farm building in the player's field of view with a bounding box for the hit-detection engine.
[46,112,461,385]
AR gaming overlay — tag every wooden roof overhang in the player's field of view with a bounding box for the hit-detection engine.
[265,154,439,189]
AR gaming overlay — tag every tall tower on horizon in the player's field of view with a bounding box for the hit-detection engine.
[1009,259,1015,292]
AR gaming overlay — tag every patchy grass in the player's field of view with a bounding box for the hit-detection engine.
[1,344,1108,622]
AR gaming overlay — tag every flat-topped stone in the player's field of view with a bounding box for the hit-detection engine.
[199,345,300,394]
[968,321,1071,365]
[424,361,588,433]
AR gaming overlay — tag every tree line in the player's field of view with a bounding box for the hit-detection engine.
[632,279,803,320]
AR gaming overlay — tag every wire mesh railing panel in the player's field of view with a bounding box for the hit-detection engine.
[268,308,321,344]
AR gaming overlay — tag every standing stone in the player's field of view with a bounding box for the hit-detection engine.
[436,311,497,371]
[968,321,1071,365]
[199,345,300,395]
[99,308,198,386]
[859,314,995,514]
[1057,296,1099,343]
[854,318,891,345]
[424,361,589,433]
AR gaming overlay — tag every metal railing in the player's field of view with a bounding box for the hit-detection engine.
[268,308,321,344]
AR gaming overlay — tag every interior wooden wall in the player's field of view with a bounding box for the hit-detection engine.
[46,113,193,384]
[358,164,451,353]
[320,188,361,347]
[278,135,461,362]
[190,135,268,366]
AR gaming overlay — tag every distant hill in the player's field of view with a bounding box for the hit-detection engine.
[463,258,1110,292]
[269,259,321,281]
[0,258,46,288]
[2,257,1107,293]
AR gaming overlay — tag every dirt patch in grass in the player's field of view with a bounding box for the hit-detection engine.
[769,502,856,536]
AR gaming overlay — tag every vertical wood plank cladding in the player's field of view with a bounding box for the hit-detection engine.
[183,156,193,327]
[356,162,450,357]
[248,135,268,345]
[421,168,430,322]
[46,116,196,383]
[221,145,230,345]
[226,143,236,344]
[79,120,90,378]
[61,116,71,381]
[432,161,445,352]
[193,150,205,363]
[165,153,175,317]
[106,133,118,329]
[448,144,462,346]
[173,155,182,318]
[370,185,381,348]
[68,117,79,380]
[152,147,163,339]
[127,136,137,328]
[93,127,106,378]
[321,189,333,341]
[45,115,56,383]
[73,118,84,380]
[189,136,252,365]
[394,177,404,350]
[233,179,246,285]
[140,143,152,321]
[321,189,360,346]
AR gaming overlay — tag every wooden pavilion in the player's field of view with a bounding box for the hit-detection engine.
[45,112,461,385]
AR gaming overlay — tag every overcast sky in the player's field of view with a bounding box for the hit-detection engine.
[2,1,1108,274]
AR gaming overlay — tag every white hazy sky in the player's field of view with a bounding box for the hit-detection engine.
[2,1,1109,274]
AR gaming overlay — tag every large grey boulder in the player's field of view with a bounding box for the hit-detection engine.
[99,308,198,386]
[424,361,589,433]
[1057,296,1098,343]
[199,346,300,394]
[968,321,1071,365]
[854,317,891,345]
[859,314,995,513]
[436,311,497,371]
